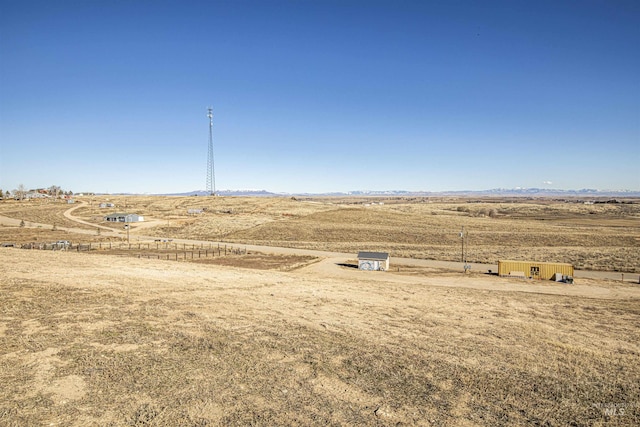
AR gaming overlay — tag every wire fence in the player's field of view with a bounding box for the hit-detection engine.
[10,241,248,260]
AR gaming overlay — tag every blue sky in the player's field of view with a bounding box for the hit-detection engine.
[1,0,638,194]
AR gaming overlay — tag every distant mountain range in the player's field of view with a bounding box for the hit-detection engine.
[160,188,640,198]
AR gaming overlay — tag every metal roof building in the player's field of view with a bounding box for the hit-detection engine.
[357,251,390,271]
[104,213,144,223]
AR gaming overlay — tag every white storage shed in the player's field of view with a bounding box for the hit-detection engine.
[357,251,390,271]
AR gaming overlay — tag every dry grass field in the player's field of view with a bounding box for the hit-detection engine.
[0,226,106,245]
[0,200,95,231]
[4,195,633,272]
[1,248,639,426]
[0,195,639,426]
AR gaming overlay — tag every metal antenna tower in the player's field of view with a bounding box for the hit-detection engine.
[206,106,216,196]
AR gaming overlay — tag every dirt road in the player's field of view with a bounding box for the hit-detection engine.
[63,201,116,231]
[1,203,637,284]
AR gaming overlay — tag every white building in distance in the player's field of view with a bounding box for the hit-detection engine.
[357,251,390,271]
[104,213,144,223]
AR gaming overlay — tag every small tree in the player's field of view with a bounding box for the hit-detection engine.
[14,184,26,201]
[48,185,61,199]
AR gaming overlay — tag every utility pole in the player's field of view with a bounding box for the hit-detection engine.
[206,107,216,196]
[460,226,470,273]
[459,226,465,263]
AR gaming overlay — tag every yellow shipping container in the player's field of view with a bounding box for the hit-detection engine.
[498,260,574,280]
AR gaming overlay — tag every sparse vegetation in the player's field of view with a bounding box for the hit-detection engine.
[0,249,638,426]
[0,195,638,426]
[1,196,638,272]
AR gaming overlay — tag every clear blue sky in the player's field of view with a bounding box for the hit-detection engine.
[1,0,639,194]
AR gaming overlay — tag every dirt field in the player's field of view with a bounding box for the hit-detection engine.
[1,248,639,426]
[0,196,639,425]
[0,200,96,231]
[3,195,634,273]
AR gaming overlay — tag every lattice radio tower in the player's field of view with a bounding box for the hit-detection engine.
[206,106,216,196]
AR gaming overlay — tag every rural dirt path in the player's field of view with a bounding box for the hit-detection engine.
[1,205,637,284]
[63,201,117,231]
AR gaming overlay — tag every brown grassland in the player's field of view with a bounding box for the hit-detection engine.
[0,195,639,426]
[4,195,637,271]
